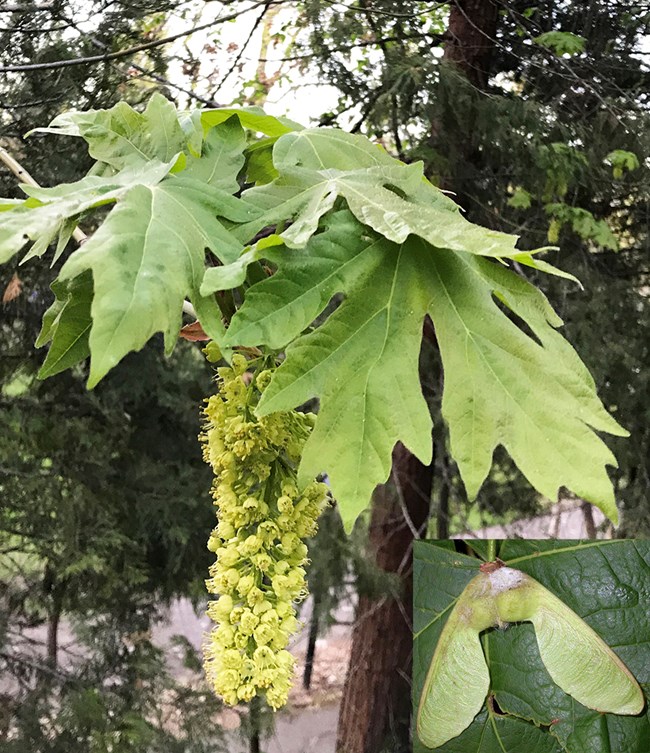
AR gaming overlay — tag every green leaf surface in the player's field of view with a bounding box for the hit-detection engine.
[30,94,188,169]
[245,137,280,184]
[226,211,624,529]
[3,101,262,385]
[183,116,246,193]
[414,540,650,753]
[430,709,565,753]
[201,106,303,137]
[0,201,60,264]
[177,108,204,157]
[0,198,23,210]
[59,178,257,387]
[534,31,586,56]
[508,186,533,209]
[228,212,433,529]
[236,128,553,262]
[427,248,625,522]
[36,272,93,378]
[0,160,176,264]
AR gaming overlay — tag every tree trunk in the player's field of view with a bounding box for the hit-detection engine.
[443,0,499,90]
[335,6,500,751]
[43,567,63,671]
[303,589,321,690]
[581,500,597,539]
[336,443,433,753]
[428,0,499,198]
[46,606,60,669]
[249,696,261,753]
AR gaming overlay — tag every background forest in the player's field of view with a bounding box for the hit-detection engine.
[0,2,648,752]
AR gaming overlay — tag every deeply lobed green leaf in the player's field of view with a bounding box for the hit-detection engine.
[226,211,624,529]
[58,178,257,387]
[0,96,627,529]
[0,100,292,384]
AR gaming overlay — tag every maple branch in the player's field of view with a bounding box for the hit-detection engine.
[0,145,87,244]
[259,32,442,62]
[0,3,54,10]
[0,145,38,187]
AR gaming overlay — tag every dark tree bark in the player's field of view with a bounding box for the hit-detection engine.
[46,606,60,669]
[443,0,499,90]
[428,0,500,200]
[335,443,434,753]
[43,566,63,670]
[303,589,321,690]
[581,501,597,539]
[249,696,261,753]
[437,447,451,540]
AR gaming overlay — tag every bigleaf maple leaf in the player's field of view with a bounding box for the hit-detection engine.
[225,211,625,529]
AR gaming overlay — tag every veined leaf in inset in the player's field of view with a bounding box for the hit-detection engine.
[414,541,650,753]
[226,211,624,529]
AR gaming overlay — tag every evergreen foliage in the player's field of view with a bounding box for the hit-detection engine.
[1,7,229,750]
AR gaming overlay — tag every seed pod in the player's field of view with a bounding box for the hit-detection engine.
[416,612,490,749]
[417,566,644,749]
[496,571,644,717]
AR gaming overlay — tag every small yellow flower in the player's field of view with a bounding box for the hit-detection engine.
[202,361,326,709]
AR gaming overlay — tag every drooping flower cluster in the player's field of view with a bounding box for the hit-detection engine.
[201,354,328,709]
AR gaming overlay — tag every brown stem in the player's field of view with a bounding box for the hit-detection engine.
[303,590,321,690]
[581,500,597,539]
[437,448,451,539]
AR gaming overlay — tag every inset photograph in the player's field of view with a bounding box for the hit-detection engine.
[413,540,649,752]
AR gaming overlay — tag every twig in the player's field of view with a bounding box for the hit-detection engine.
[259,32,441,63]
[0,145,38,187]
[0,4,55,10]
[212,3,269,92]
[182,300,197,317]
[0,145,87,243]
[391,466,422,540]
[0,0,282,73]
[50,8,222,108]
